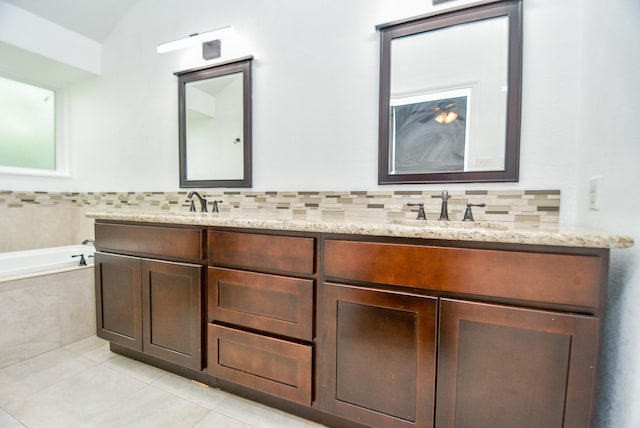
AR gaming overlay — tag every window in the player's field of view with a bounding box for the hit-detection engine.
[0,76,66,176]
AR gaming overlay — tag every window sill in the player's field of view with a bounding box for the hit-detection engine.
[0,166,71,179]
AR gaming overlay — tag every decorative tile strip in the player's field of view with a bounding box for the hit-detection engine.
[0,190,560,225]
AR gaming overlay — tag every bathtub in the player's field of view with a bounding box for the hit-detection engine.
[0,244,97,369]
[0,244,95,281]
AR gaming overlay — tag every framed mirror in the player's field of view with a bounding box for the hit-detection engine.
[377,0,522,184]
[176,56,252,188]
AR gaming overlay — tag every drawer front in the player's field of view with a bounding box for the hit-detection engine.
[207,324,312,405]
[209,230,315,275]
[96,223,203,261]
[208,267,314,341]
[324,239,604,309]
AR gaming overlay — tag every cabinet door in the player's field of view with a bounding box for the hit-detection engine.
[436,299,599,428]
[95,252,142,351]
[321,283,438,428]
[141,259,202,370]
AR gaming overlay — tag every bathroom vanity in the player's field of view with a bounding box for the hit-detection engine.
[91,213,632,428]
[94,222,204,371]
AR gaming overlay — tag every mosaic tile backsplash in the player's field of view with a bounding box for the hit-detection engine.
[0,189,559,252]
[1,189,560,223]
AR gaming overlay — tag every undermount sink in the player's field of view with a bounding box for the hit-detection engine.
[388,219,508,230]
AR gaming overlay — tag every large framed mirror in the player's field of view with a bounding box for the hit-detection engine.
[176,56,253,188]
[378,0,522,184]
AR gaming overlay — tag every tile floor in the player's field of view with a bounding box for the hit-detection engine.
[0,336,327,428]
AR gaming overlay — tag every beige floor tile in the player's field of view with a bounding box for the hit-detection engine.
[151,372,229,409]
[101,354,167,384]
[63,335,108,355]
[64,335,116,363]
[194,410,252,428]
[303,421,328,428]
[96,384,211,428]
[0,407,24,428]
[7,364,149,427]
[0,348,97,411]
[214,394,310,428]
[0,337,328,428]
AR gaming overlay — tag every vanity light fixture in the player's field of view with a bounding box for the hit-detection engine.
[156,26,233,57]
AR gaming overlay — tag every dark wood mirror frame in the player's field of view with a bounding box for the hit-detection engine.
[176,56,253,188]
[377,0,522,184]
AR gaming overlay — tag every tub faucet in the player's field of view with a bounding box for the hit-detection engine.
[82,239,95,247]
[437,190,451,221]
[72,254,87,266]
[188,191,208,212]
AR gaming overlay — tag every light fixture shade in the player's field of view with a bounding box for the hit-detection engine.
[435,111,459,124]
[157,26,233,53]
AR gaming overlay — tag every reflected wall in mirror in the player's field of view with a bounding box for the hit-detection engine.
[177,56,252,187]
[378,0,522,184]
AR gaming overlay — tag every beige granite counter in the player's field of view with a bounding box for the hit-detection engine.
[87,211,634,249]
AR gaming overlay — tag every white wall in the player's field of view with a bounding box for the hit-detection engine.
[575,0,640,426]
[8,0,581,218]
[2,1,639,425]
[0,0,101,76]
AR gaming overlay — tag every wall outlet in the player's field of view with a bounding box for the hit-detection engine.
[589,176,601,211]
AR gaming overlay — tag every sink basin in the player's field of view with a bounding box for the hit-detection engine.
[388,219,508,230]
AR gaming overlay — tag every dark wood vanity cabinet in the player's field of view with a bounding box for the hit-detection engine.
[321,283,438,428]
[93,219,610,428]
[436,298,599,428]
[140,258,202,369]
[94,252,142,351]
[206,229,316,405]
[94,222,204,371]
[321,237,607,428]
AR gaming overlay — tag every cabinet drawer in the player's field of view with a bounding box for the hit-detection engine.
[324,240,604,309]
[96,223,203,261]
[208,230,315,275]
[207,324,312,405]
[208,267,314,341]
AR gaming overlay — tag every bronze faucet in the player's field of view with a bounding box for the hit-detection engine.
[463,203,486,221]
[437,190,451,221]
[188,191,208,212]
[407,202,426,220]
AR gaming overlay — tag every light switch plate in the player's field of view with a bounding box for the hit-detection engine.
[589,176,601,211]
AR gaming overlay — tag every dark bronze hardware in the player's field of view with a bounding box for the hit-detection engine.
[463,203,487,221]
[437,190,451,221]
[188,191,208,212]
[72,254,87,266]
[407,202,426,220]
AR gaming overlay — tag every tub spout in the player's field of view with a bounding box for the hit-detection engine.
[82,239,95,247]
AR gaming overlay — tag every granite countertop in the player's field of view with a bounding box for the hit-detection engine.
[87,211,634,249]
